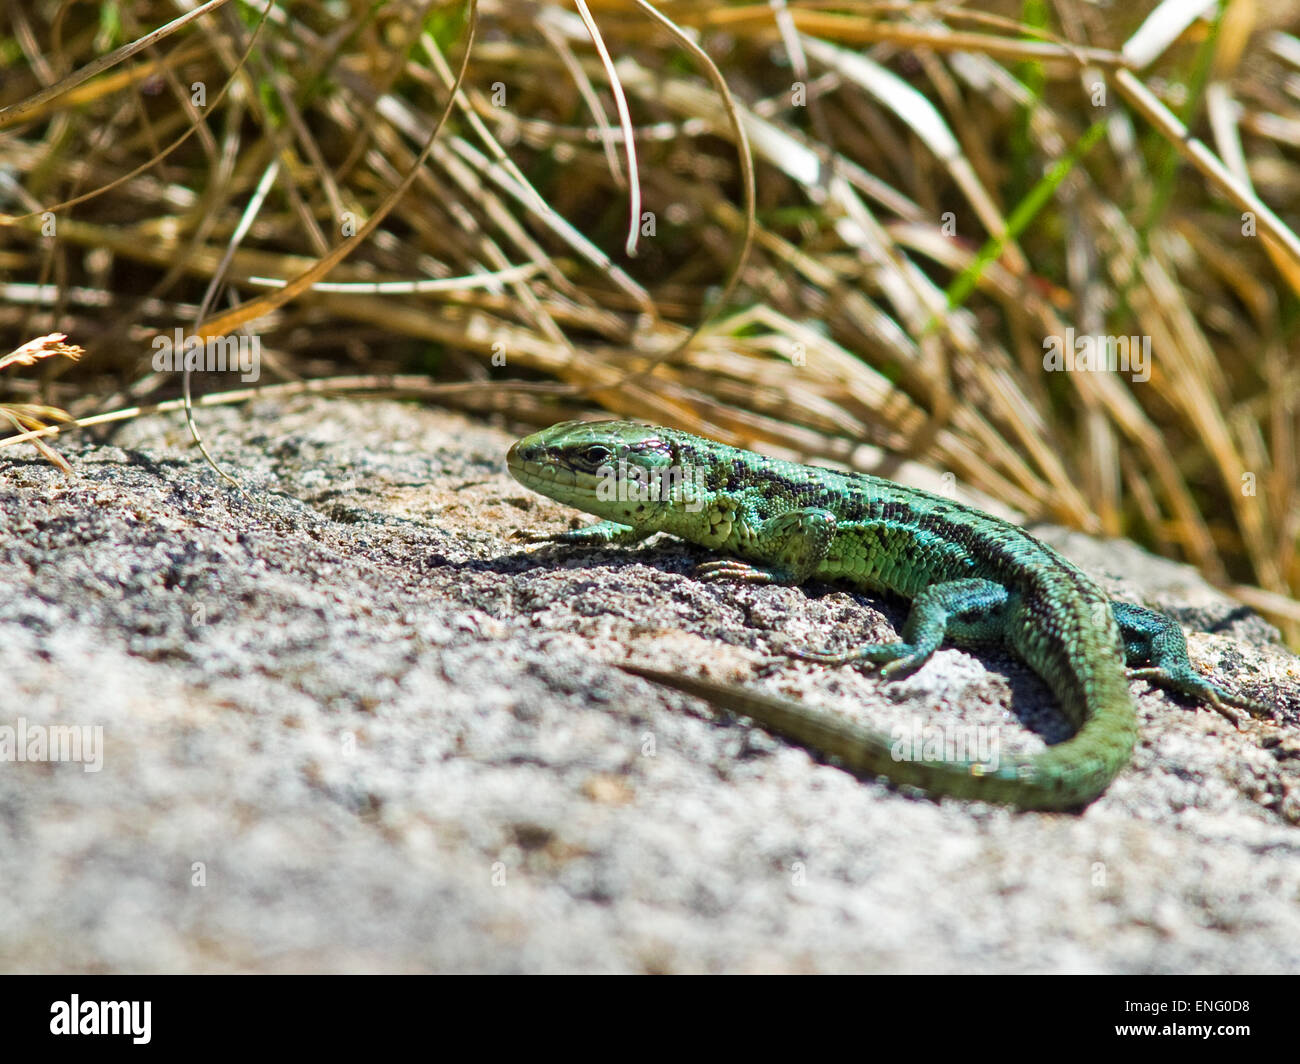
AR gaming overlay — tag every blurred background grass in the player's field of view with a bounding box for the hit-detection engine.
[1,0,1298,640]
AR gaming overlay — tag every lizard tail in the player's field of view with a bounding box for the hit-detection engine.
[618,663,1136,811]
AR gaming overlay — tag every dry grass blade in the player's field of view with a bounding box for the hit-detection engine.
[0,332,84,371]
[0,4,271,221]
[0,0,239,129]
[0,333,84,471]
[573,0,643,256]
[193,4,480,344]
[0,1,1296,637]
[1113,69,1300,286]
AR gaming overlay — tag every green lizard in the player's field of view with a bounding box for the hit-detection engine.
[507,419,1265,810]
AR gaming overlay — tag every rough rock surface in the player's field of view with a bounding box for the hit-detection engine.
[1,397,1297,973]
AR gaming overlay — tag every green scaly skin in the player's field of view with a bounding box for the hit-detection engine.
[506,420,1266,810]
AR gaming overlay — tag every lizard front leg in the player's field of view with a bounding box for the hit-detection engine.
[791,577,1009,679]
[516,520,655,547]
[692,506,838,585]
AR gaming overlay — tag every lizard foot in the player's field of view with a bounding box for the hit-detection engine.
[789,640,927,680]
[694,559,794,585]
[1128,665,1273,725]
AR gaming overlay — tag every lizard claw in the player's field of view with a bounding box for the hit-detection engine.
[512,529,555,544]
[694,560,782,584]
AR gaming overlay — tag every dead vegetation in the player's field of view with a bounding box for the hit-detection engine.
[0,0,1297,638]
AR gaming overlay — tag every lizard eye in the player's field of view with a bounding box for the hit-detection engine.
[580,445,613,466]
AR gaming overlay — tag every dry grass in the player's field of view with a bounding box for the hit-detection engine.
[0,0,1298,638]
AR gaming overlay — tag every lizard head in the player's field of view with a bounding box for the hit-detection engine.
[507,420,694,526]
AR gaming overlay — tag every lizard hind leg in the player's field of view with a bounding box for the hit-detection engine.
[791,577,1009,680]
[1109,600,1269,720]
